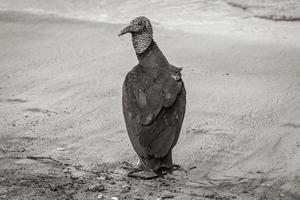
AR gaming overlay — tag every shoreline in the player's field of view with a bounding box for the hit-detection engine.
[1,9,300,47]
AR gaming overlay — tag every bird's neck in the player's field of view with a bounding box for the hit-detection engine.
[136,40,169,67]
[132,32,153,55]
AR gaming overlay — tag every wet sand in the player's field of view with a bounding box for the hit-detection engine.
[0,11,300,199]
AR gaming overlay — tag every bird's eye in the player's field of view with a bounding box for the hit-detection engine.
[137,21,143,26]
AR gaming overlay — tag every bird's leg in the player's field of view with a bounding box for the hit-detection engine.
[154,168,165,178]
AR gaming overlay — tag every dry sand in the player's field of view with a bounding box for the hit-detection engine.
[0,11,300,199]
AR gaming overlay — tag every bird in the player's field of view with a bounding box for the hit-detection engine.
[119,16,186,177]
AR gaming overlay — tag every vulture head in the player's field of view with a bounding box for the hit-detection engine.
[119,16,153,54]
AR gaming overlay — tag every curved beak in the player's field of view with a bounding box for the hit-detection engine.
[118,24,133,37]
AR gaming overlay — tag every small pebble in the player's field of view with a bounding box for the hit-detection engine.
[121,184,131,193]
[97,176,106,180]
[97,193,104,199]
[133,195,143,200]
[111,197,118,200]
[87,183,105,192]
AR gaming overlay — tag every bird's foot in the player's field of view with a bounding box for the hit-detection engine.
[128,169,158,180]
[159,164,182,173]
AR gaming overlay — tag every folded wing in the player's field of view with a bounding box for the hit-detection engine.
[122,64,186,158]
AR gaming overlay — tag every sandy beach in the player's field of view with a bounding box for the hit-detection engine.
[0,10,300,199]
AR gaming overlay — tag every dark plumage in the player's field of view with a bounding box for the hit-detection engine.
[119,16,186,172]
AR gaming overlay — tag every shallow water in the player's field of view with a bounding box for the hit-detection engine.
[0,0,299,37]
[0,0,240,24]
[1,0,299,24]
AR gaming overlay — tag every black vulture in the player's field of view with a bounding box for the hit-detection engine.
[119,16,186,176]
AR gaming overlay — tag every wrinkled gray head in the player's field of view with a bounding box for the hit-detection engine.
[119,16,153,54]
